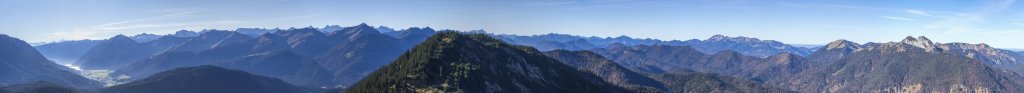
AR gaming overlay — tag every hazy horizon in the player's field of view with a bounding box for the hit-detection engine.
[2,0,1023,48]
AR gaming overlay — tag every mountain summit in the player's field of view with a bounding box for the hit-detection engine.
[823,39,861,51]
[784,38,1024,92]
[74,34,158,70]
[346,32,624,92]
[899,36,941,52]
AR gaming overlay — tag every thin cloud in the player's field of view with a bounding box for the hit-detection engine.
[97,21,244,30]
[526,1,578,6]
[47,30,103,40]
[778,2,899,12]
[47,11,201,40]
[880,16,914,21]
[905,9,932,16]
[925,0,1017,34]
[94,12,194,28]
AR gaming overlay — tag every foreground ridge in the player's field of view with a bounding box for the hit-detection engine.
[346,32,625,93]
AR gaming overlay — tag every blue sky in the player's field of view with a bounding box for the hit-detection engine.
[1,0,1023,48]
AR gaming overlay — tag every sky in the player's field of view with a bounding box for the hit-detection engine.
[1,0,1023,48]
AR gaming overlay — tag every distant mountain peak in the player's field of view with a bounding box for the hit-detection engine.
[319,25,346,33]
[109,34,136,42]
[615,35,632,39]
[133,33,156,36]
[112,34,130,38]
[900,36,933,44]
[356,23,370,27]
[824,39,861,51]
[323,25,342,28]
[130,33,162,42]
[338,23,381,37]
[709,34,728,40]
[173,30,199,37]
[375,26,395,33]
[899,36,939,52]
[706,34,760,42]
[349,23,376,30]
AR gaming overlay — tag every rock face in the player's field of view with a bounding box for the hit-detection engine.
[102,66,310,93]
[782,42,1024,93]
[0,34,101,88]
[346,32,624,93]
[900,36,941,52]
[74,35,158,70]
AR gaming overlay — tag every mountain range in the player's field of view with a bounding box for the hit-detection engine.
[0,34,101,88]
[781,40,1024,92]
[543,50,794,93]
[498,34,814,57]
[96,23,426,88]
[34,39,102,64]
[8,23,1024,93]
